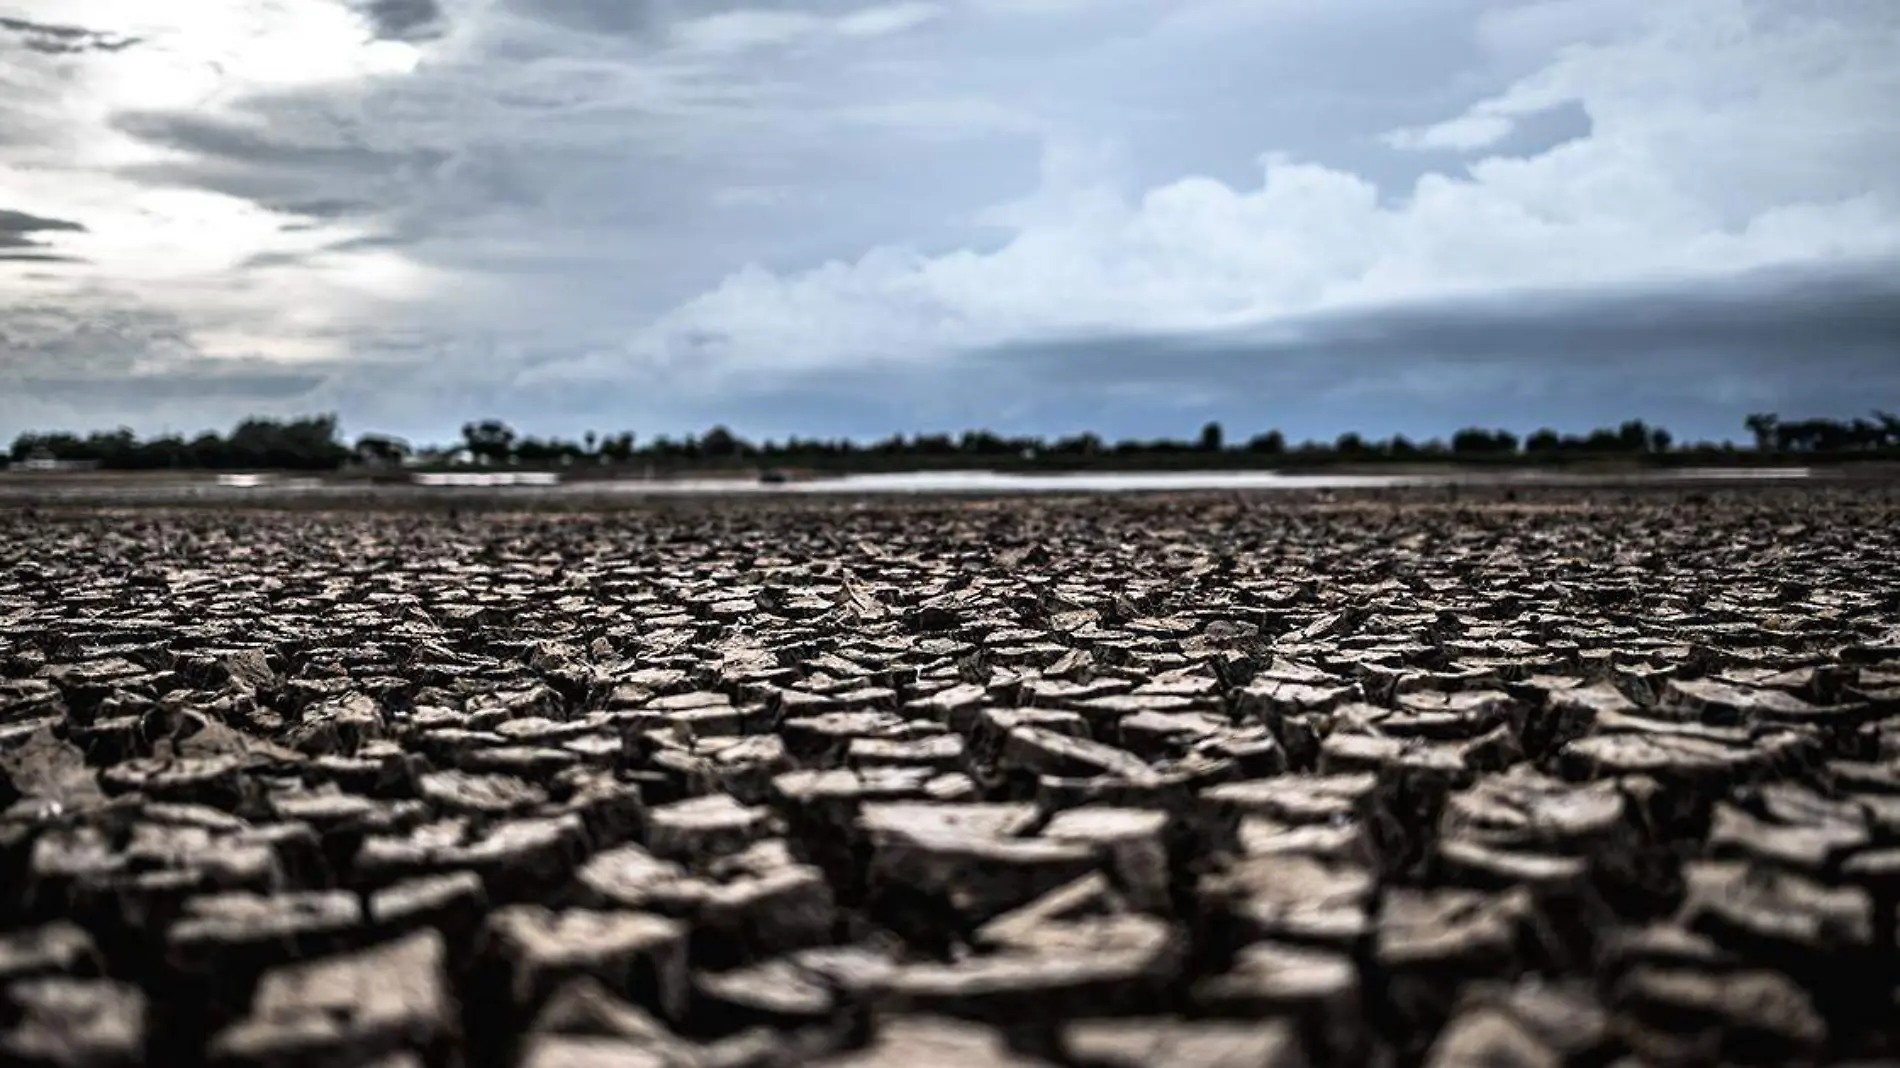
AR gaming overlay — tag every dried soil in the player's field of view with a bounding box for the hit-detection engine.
[3,486,1900,1067]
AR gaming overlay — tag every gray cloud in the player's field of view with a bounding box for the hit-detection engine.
[937,260,1900,443]
[112,112,449,173]
[0,208,85,250]
[353,0,446,41]
[3,0,1896,447]
[975,261,1900,376]
[76,259,1900,447]
[111,109,451,246]
[238,232,404,268]
[494,0,881,40]
[272,199,379,220]
[19,370,329,403]
[0,15,139,54]
[500,0,659,37]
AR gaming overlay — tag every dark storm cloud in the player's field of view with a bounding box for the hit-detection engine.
[804,261,1900,443]
[0,15,139,54]
[112,112,445,173]
[0,208,85,249]
[111,112,449,237]
[352,0,446,41]
[976,260,1900,382]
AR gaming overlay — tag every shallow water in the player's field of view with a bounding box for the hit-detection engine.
[570,467,1814,496]
[0,465,1817,503]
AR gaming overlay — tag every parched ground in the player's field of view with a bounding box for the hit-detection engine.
[3,487,1900,1068]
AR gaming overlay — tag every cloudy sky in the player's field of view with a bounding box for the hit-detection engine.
[2,0,1896,446]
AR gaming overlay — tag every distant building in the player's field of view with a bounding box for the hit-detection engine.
[9,448,100,473]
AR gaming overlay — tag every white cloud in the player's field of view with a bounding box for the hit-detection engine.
[668,10,824,55]
[1473,0,1646,57]
[1382,112,1517,152]
[836,2,946,38]
[0,0,442,364]
[571,0,1900,392]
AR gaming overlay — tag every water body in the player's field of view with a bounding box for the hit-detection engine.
[573,467,1815,496]
[0,466,1816,504]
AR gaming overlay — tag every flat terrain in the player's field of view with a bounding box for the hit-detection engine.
[0,462,1859,508]
[3,487,1899,1067]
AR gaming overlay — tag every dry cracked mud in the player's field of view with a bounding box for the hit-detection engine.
[3,485,1900,1067]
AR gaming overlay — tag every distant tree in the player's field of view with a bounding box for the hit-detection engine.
[1875,411,1900,448]
[1744,413,1779,452]
[1245,430,1285,455]
[138,434,188,470]
[513,437,560,464]
[354,434,411,466]
[461,419,517,465]
[1581,428,1620,453]
[1774,419,1821,453]
[220,414,345,470]
[14,408,1889,475]
[188,432,225,468]
[702,425,742,459]
[598,432,636,463]
[76,427,138,468]
[1451,428,1517,455]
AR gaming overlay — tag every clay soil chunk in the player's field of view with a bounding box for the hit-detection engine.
[0,925,101,985]
[0,977,145,1068]
[860,803,1099,931]
[875,910,1182,1021]
[575,840,835,964]
[481,907,689,1025]
[208,930,457,1068]
[1062,1018,1308,1068]
[1191,940,1362,1062]
[809,1017,1056,1068]
[644,795,777,867]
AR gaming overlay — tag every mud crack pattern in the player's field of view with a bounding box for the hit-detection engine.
[3,487,1900,1067]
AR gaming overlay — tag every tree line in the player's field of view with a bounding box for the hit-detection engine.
[8,411,1900,473]
[7,416,351,471]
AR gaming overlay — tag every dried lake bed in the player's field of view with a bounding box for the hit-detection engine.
[2,484,1899,1066]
